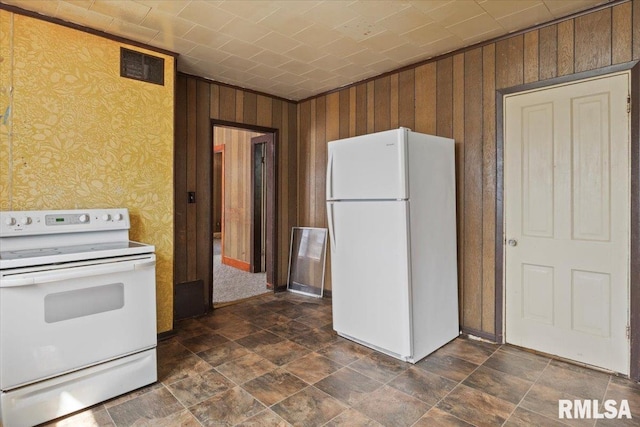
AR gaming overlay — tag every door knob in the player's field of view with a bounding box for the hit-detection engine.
[508,239,518,247]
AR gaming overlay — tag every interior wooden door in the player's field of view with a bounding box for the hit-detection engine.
[504,72,630,374]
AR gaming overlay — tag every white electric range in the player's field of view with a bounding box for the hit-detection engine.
[0,208,157,427]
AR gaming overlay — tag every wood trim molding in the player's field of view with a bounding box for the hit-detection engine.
[222,256,251,272]
[496,60,640,381]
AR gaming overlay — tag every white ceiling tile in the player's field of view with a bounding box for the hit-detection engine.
[217,0,281,23]
[480,0,542,18]
[335,15,386,41]
[401,23,454,47]
[253,32,301,53]
[303,1,358,28]
[64,0,92,9]
[293,24,343,47]
[323,37,367,57]
[408,0,456,14]
[135,1,192,15]
[219,55,259,71]
[187,45,230,62]
[375,6,434,34]
[250,50,291,68]
[106,19,158,42]
[543,0,608,18]
[446,12,502,41]
[497,3,555,32]
[278,60,316,75]
[54,1,114,30]
[178,1,235,28]
[219,39,263,58]
[219,17,271,43]
[359,31,408,52]
[257,9,313,36]
[381,43,428,63]
[347,0,411,19]
[90,0,150,25]
[426,0,486,27]
[151,33,197,53]
[183,25,231,48]
[140,8,194,37]
[5,0,610,100]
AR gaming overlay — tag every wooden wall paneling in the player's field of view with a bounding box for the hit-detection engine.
[257,95,272,127]
[612,2,633,64]
[309,99,317,226]
[355,84,367,136]
[210,84,220,119]
[339,89,350,139]
[575,8,612,73]
[415,63,437,134]
[195,80,212,307]
[452,53,465,327]
[496,35,524,90]
[326,93,340,181]
[174,74,188,285]
[349,86,357,137]
[557,20,574,76]
[436,57,453,138]
[390,74,399,129]
[367,81,375,133]
[634,0,640,60]
[235,90,243,123]
[524,30,539,83]
[374,75,391,132]
[482,44,497,336]
[463,47,484,332]
[186,78,198,282]
[298,101,311,226]
[272,100,284,282]
[286,103,298,284]
[219,86,236,122]
[243,92,258,125]
[314,96,327,228]
[398,69,415,130]
[539,25,558,80]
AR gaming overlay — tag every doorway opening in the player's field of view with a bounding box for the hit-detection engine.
[211,122,277,306]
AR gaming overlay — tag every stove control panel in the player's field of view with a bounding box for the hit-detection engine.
[0,209,130,236]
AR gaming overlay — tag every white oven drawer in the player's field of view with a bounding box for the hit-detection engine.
[0,254,156,390]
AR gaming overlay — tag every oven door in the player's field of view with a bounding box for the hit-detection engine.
[0,254,156,390]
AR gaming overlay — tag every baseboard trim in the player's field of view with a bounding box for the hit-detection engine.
[222,256,250,272]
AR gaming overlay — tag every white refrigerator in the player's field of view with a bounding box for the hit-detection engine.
[326,127,459,363]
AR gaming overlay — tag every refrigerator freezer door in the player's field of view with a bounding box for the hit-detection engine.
[328,200,412,359]
[326,128,408,201]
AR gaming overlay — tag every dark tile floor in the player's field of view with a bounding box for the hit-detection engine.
[44,292,640,427]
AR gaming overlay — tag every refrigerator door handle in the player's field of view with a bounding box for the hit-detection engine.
[327,203,336,251]
[326,152,334,200]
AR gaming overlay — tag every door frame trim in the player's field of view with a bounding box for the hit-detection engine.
[211,119,279,291]
[495,60,640,380]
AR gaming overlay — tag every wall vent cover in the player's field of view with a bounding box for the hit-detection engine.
[120,48,164,85]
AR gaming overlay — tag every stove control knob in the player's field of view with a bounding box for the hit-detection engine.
[78,214,89,223]
[19,216,32,225]
[102,214,112,221]
[114,213,123,221]
[5,217,16,226]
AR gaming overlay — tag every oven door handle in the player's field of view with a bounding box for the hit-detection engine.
[0,259,154,287]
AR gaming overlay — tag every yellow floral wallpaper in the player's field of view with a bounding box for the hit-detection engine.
[0,11,175,333]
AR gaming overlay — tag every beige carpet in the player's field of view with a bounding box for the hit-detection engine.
[212,239,270,304]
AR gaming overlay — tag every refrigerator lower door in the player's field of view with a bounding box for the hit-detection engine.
[327,200,412,360]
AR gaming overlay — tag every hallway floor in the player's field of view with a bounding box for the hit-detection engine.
[44,292,639,426]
